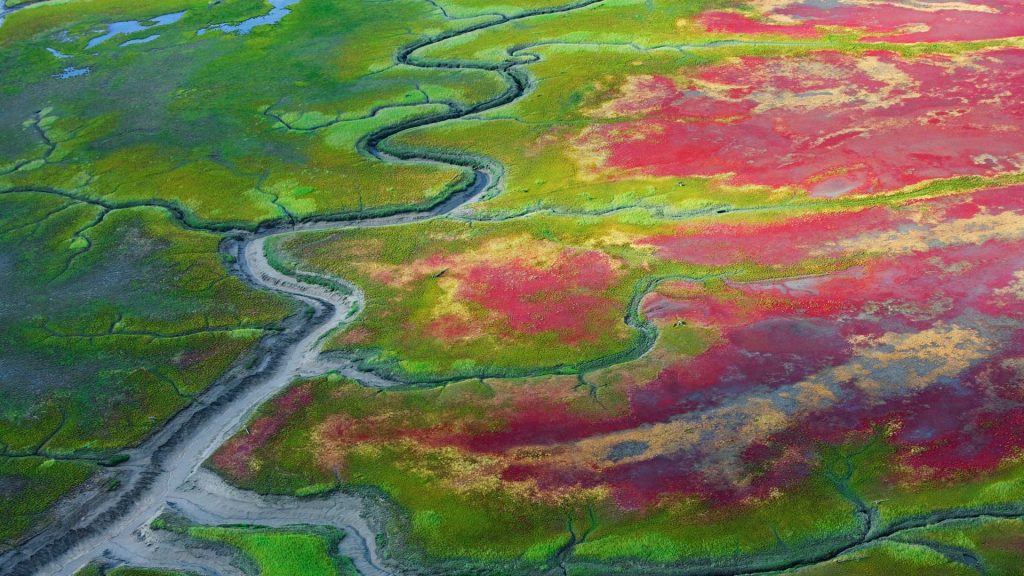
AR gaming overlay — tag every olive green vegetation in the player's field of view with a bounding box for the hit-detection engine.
[414,0,745,64]
[0,191,295,547]
[846,437,1024,529]
[783,443,1024,575]
[0,0,511,228]
[773,515,1024,575]
[0,193,293,454]
[391,0,802,219]
[0,456,95,552]
[570,477,857,564]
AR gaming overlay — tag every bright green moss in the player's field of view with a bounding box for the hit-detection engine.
[188,525,355,576]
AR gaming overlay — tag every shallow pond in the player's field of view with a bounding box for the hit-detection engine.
[85,10,186,49]
[198,0,301,35]
[55,66,90,79]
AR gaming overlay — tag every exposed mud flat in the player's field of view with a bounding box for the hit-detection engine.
[101,469,391,576]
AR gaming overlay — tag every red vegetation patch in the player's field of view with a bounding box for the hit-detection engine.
[699,0,1024,44]
[699,10,821,38]
[459,248,620,344]
[485,186,1024,503]
[338,326,372,345]
[273,383,313,412]
[641,184,1024,268]
[639,206,896,266]
[240,186,1024,514]
[212,383,313,480]
[625,188,1024,493]
[425,313,477,340]
[585,49,1024,196]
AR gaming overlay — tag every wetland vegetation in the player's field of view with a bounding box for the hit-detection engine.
[4,0,1024,574]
